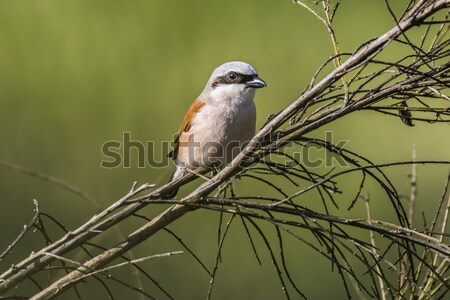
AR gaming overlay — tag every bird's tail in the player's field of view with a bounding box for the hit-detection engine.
[161,167,184,199]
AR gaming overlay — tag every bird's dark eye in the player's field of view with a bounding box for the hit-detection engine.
[227,72,238,82]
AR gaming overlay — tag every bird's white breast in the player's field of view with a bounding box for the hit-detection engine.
[183,91,256,168]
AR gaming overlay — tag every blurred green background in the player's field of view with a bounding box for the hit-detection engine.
[0,0,449,299]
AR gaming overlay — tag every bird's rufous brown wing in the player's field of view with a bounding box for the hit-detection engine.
[168,98,205,160]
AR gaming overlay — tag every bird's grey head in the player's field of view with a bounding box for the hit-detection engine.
[209,61,266,89]
[201,61,266,104]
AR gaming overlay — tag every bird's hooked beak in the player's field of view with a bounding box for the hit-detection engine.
[246,76,267,89]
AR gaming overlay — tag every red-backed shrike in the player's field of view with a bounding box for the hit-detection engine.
[162,61,266,198]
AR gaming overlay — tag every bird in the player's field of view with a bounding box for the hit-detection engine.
[162,61,266,199]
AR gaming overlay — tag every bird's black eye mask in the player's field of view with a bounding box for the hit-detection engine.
[212,72,257,88]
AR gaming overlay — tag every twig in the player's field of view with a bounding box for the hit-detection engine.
[207,214,235,300]
[364,194,387,300]
[0,161,98,209]
[78,251,184,280]
[0,200,40,261]
[408,144,417,225]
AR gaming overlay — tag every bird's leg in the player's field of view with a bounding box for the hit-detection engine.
[211,164,220,178]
